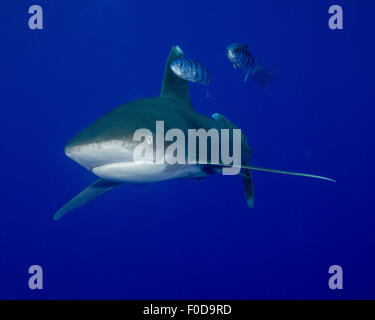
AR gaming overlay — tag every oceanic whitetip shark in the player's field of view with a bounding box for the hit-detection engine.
[54,46,335,220]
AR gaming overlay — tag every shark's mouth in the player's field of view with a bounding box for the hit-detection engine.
[65,140,134,171]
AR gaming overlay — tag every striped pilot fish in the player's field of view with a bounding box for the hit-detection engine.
[170,58,211,97]
[226,43,255,82]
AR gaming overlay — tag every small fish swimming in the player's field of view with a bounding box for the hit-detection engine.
[170,58,211,97]
[227,43,255,82]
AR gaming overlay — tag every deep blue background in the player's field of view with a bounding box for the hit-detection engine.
[1,0,374,299]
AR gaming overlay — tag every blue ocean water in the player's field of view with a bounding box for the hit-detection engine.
[1,0,374,299]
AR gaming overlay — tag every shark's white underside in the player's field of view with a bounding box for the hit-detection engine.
[66,139,204,183]
[92,161,203,183]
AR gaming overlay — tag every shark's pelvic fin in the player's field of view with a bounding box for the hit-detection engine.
[160,45,193,108]
[54,179,122,221]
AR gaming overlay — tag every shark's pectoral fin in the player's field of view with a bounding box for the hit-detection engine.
[160,45,193,108]
[243,170,254,210]
[54,179,122,221]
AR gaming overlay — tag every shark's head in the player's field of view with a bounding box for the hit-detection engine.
[63,102,170,183]
[65,123,135,165]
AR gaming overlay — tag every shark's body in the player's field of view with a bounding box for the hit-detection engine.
[55,46,334,220]
[65,96,247,183]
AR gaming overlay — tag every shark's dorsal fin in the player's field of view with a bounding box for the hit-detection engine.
[160,45,193,108]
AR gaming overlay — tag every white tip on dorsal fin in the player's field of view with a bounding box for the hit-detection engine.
[160,45,193,108]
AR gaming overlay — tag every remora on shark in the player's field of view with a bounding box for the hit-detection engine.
[54,45,335,220]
